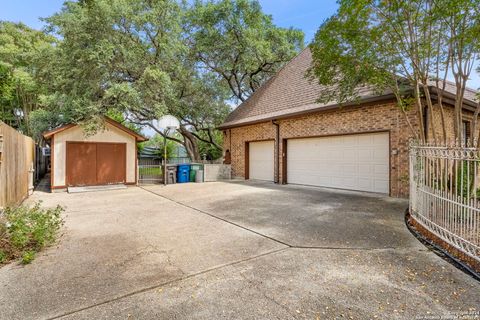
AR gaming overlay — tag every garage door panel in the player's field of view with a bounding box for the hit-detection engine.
[96,144,126,185]
[373,134,388,144]
[66,143,97,186]
[335,177,356,188]
[358,149,375,161]
[249,141,274,181]
[287,132,389,193]
[375,164,389,175]
[330,150,343,159]
[301,174,331,186]
[344,149,357,160]
[357,134,374,145]
[66,142,126,187]
[374,180,389,193]
[358,178,372,189]
[343,164,356,175]
[358,164,373,176]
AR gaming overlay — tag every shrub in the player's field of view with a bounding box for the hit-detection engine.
[21,251,35,265]
[0,202,64,265]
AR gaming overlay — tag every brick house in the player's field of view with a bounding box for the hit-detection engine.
[219,48,479,197]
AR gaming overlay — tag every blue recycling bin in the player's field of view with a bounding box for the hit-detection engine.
[177,164,191,183]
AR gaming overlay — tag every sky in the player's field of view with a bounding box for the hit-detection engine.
[0,0,337,41]
[1,0,479,88]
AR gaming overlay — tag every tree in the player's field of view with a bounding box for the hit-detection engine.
[198,129,224,160]
[188,0,304,103]
[41,0,229,160]
[141,133,178,159]
[441,0,480,144]
[28,0,303,158]
[0,21,57,135]
[309,0,480,144]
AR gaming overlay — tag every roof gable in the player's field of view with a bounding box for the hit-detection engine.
[223,48,323,126]
[43,117,147,142]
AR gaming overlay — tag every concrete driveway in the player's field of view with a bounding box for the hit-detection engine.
[0,181,478,320]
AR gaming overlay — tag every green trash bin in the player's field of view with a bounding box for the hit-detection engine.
[189,164,204,182]
[189,169,196,182]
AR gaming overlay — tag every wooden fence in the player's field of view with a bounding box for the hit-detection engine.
[0,121,35,209]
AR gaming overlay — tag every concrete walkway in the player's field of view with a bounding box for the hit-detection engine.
[0,181,478,319]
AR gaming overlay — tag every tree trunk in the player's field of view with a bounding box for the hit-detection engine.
[454,82,465,145]
[422,86,437,143]
[180,127,201,160]
[414,82,426,142]
[437,99,447,144]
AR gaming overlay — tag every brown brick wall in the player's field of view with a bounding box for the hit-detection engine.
[223,101,479,197]
[428,104,479,144]
[224,100,420,198]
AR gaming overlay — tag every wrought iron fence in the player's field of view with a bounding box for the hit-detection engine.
[137,157,224,185]
[166,158,223,165]
[138,158,163,184]
[409,142,480,262]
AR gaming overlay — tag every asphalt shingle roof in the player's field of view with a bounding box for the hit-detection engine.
[220,48,479,129]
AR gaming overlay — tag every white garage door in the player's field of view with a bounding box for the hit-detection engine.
[249,140,274,181]
[287,132,389,193]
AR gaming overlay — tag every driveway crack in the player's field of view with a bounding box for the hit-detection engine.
[237,270,299,319]
[139,187,412,253]
[140,187,292,248]
[45,247,289,320]
[113,210,187,275]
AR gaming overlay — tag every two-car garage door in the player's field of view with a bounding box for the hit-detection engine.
[287,132,389,193]
[247,132,389,193]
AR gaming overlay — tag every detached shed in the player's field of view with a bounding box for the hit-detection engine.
[43,118,147,191]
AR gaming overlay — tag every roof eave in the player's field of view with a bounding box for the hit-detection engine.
[104,117,148,142]
[42,117,149,142]
[218,94,396,130]
[428,86,478,111]
[42,124,76,140]
[219,86,480,130]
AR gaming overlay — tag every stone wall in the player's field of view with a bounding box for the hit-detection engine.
[204,164,232,182]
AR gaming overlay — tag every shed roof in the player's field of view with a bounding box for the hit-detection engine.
[43,117,148,142]
[219,48,479,129]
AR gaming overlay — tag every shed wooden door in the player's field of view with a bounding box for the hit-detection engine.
[66,142,126,187]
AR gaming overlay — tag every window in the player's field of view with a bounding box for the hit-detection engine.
[462,120,471,144]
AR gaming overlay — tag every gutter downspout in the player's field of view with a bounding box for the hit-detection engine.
[272,120,280,184]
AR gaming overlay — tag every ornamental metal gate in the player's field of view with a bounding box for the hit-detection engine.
[138,158,163,184]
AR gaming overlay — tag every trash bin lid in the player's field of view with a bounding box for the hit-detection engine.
[177,164,191,170]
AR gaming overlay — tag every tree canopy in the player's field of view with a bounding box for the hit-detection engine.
[0,0,304,160]
[309,0,480,143]
[0,21,57,136]
[188,0,304,103]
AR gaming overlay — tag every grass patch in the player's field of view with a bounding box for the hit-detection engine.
[139,167,163,176]
[0,202,64,266]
